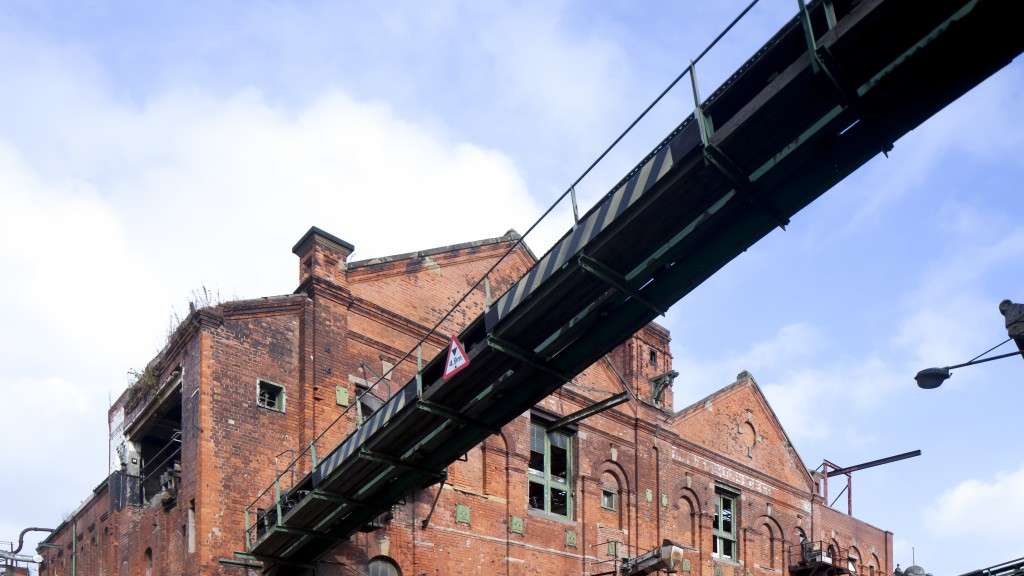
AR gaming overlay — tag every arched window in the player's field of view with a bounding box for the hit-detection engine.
[145,547,153,576]
[849,547,862,575]
[368,556,401,576]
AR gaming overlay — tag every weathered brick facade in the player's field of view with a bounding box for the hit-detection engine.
[39,227,893,576]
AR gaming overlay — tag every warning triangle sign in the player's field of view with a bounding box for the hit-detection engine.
[443,336,470,379]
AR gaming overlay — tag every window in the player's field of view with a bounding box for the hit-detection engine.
[257,380,285,412]
[528,421,573,518]
[649,348,657,366]
[368,557,401,576]
[356,382,384,423]
[601,488,617,511]
[712,487,738,560]
[600,472,619,511]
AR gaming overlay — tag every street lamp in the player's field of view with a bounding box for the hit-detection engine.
[915,299,1024,390]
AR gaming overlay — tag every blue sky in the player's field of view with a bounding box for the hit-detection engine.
[1,1,1021,572]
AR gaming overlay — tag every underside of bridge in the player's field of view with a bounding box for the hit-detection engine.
[242,0,1023,571]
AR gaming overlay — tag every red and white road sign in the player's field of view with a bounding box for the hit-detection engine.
[443,336,470,379]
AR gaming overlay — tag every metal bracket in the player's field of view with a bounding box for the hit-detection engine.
[691,60,789,230]
[359,448,443,479]
[577,254,666,316]
[487,335,572,382]
[421,474,447,529]
[271,525,335,540]
[417,400,502,435]
[309,490,365,507]
[797,0,893,155]
[703,145,790,230]
[549,392,630,431]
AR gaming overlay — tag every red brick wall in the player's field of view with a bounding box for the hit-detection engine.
[39,229,892,576]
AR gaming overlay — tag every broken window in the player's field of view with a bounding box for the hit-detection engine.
[257,380,285,412]
[527,420,574,519]
[356,382,385,424]
[126,370,183,508]
[712,487,739,560]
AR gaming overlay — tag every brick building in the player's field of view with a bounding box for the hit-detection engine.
[39,227,893,576]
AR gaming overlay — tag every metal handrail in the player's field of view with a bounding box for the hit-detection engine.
[243,0,772,543]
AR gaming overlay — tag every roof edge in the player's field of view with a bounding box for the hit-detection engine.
[347,229,533,269]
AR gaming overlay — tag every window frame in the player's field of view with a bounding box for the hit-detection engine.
[712,487,739,560]
[600,487,617,511]
[527,420,574,519]
[257,380,286,413]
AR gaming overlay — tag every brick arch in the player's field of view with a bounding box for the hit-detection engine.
[849,545,863,574]
[677,487,702,548]
[755,515,784,569]
[678,486,702,515]
[869,553,881,576]
[828,539,841,562]
[593,459,632,495]
[595,460,630,530]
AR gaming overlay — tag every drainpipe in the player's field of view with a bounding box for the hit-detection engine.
[634,417,641,556]
[501,430,512,576]
[654,445,661,546]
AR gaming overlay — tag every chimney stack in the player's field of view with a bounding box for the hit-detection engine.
[292,226,355,288]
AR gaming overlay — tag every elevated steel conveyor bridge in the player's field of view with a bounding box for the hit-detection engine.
[243,0,1023,570]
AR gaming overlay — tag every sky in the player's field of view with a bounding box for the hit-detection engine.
[0,1,1021,573]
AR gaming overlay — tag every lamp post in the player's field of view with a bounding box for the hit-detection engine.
[914,300,1024,390]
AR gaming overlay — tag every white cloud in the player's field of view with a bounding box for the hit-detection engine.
[924,464,1024,543]
[0,41,544,537]
[674,322,901,441]
[845,67,1024,226]
[672,225,1024,442]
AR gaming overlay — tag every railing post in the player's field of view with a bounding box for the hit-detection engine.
[484,277,492,311]
[274,478,283,526]
[570,185,580,225]
[244,508,251,550]
[797,0,821,73]
[310,441,318,469]
[416,345,423,396]
[823,0,837,29]
[689,61,713,147]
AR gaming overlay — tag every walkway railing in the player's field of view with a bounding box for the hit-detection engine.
[242,0,782,550]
